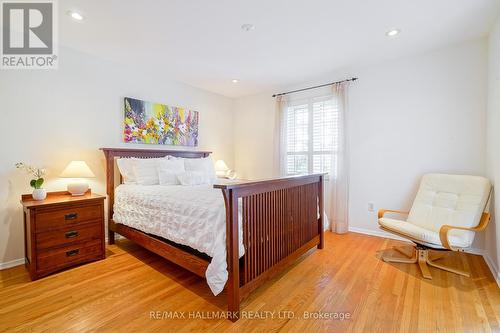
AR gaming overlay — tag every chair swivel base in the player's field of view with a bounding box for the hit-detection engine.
[382,245,470,279]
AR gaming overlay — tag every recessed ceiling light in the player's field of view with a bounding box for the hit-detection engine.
[386,29,401,37]
[67,10,84,21]
[241,24,255,32]
[232,79,239,83]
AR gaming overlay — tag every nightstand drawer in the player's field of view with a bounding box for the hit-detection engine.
[35,204,102,232]
[36,222,102,250]
[37,239,102,270]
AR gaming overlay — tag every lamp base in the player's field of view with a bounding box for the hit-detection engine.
[67,182,89,196]
[216,170,228,177]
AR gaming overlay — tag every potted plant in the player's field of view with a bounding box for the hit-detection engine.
[16,162,47,200]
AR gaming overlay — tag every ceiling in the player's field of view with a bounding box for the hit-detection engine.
[60,0,500,98]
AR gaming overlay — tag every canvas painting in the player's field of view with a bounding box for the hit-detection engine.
[124,97,199,146]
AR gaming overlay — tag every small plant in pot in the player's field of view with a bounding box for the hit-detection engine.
[16,162,47,200]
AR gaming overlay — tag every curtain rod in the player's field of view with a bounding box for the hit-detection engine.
[272,77,358,98]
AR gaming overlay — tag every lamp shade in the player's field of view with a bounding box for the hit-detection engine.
[215,160,229,177]
[60,161,95,178]
[214,160,229,172]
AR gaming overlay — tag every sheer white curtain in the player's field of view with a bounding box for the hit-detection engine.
[328,82,350,233]
[274,83,350,234]
[273,95,288,177]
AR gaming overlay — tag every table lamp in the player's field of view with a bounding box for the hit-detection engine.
[215,160,229,177]
[60,161,95,196]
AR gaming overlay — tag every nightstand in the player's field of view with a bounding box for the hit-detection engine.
[21,191,105,280]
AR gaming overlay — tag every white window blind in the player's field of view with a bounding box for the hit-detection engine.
[285,96,338,177]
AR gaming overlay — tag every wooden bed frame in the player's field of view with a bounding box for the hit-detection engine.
[101,147,324,321]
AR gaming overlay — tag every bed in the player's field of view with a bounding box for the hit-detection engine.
[101,148,324,321]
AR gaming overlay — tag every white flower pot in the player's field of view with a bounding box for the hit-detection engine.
[32,188,47,201]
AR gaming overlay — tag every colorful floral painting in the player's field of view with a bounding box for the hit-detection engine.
[124,97,199,146]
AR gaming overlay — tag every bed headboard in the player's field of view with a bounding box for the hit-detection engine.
[100,147,211,222]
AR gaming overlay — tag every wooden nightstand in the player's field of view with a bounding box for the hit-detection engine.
[21,191,105,280]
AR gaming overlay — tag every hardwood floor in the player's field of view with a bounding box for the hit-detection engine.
[0,232,499,332]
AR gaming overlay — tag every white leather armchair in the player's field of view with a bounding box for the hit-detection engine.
[378,174,492,279]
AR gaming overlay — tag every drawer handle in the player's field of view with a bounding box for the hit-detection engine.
[65,213,78,220]
[65,230,79,238]
[66,249,80,257]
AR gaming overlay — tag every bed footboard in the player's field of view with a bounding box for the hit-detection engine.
[101,148,323,322]
[215,174,324,321]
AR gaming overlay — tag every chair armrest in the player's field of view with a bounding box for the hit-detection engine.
[377,209,409,219]
[439,212,491,251]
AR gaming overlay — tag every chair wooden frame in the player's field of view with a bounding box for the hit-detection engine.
[101,148,324,321]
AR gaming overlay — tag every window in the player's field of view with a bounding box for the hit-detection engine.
[285,96,338,177]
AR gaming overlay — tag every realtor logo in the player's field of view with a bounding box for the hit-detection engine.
[1,0,58,69]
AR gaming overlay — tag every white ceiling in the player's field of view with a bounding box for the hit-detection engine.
[60,0,500,98]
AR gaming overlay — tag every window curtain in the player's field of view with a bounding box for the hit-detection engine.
[273,95,288,177]
[328,82,351,234]
[274,83,351,234]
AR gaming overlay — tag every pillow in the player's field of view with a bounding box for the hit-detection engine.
[158,158,185,185]
[177,171,212,186]
[133,158,164,185]
[183,156,216,182]
[116,158,137,184]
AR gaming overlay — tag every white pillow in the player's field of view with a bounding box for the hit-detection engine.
[116,158,137,184]
[158,158,185,185]
[184,156,216,181]
[133,158,163,185]
[177,171,211,186]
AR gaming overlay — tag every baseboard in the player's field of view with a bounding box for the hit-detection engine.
[348,226,409,242]
[483,253,500,288]
[0,258,25,270]
[348,226,500,287]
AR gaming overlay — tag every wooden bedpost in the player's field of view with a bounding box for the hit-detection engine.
[318,174,324,249]
[222,188,240,321]
[102,149,115,245]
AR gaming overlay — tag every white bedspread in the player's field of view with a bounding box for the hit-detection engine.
[113,184,244,295]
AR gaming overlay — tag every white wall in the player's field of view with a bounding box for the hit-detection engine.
[348,39,487,244]
[485,15,500,282]
[0,47,234,266]
[234,38,488,248]
[234,95,276,180]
